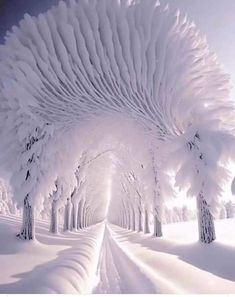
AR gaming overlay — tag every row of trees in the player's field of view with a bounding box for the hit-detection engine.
[0,179,19,216]
[17,145,114,239]
[108,136,235,243]
[1,114,235,244]
[0,0,234,245]
[1,169,234,231]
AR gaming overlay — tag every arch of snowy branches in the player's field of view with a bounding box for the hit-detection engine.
[0,0,234,244]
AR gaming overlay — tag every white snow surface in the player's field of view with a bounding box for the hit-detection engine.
[109,220,235,294]
[0,215,235,294]
[0,215,104,294]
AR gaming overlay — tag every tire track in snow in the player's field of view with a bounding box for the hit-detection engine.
[109,224,184,294]
[93,225,158,294]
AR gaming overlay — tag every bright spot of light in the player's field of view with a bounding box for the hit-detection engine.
[104,176,112,218]
[165,188,196,210]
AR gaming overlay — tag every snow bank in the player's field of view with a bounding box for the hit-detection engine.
[0,215,104,294]
[110,219,235,294]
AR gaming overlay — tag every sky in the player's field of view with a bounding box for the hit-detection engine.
[160,0,235,98]
[0,0,235,97]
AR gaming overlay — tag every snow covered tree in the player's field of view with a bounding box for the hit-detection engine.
[163,207,173,224]
[50,181,61,234]
[166,125,234,243]
[182,205,193,222]
[0,0,233,241]
[14,122,54,240]
[121,179,135,230]
[71,180,86,230]
[149,146,175,237]
[219,204,227,220]
[225,201,235,218]
[150,150,163,237]
[125,170,144,232]
[64,194,73,231]
[0,179,16,215]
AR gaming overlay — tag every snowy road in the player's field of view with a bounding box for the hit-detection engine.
[93,226,158,294]
[1,216,235,294]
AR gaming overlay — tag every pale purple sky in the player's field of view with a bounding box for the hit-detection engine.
[0,0,235,97]
[161,0,235,98]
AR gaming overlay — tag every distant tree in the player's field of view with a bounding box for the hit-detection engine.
[219,204,227,219]
[225,201,235,218]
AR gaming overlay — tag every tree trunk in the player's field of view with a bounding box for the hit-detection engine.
[17,195,35,240]
[153,214,162,237]
[132,208,136,231]
[136,207,143,232]
[77,200,82,229]
[87,213,91,227]
[72,203,78,230]
[80,201,85,229]
[121,212,125,228]
[129,206,133,230]
[137,207,143,232]
[82,205,86,228]
[64,198,72,231]
[50,200,59,234]
[135,208,139,231]
[123,208,127,229]
[120,215,123,228]
[197,192,215,243]
[127,208,131,230]
[118,215,122,227]
[144,209,150,234]
[84,208,88,228]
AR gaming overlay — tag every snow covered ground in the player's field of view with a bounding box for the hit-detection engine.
[109,219,235,294]
[0,215,235,294]
[93,225,159,294]
[0,215,104,293]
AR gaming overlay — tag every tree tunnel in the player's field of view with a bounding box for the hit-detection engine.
[0,0,235,246]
